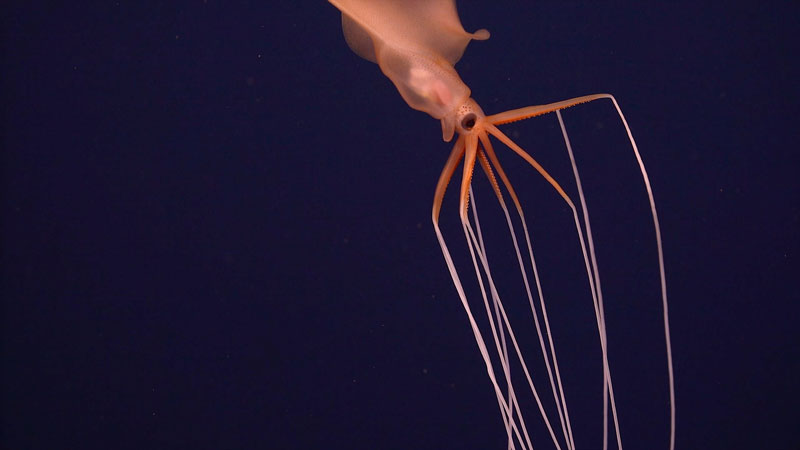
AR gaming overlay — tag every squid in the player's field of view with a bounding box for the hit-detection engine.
[327,1,675,449]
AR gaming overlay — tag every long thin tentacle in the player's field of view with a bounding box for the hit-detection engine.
[604,96,675,450]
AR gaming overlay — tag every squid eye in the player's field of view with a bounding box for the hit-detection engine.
[461,113,476,130]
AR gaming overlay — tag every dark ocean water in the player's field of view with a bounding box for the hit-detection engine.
[3,2,797,449]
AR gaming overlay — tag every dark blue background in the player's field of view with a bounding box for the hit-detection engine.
[3,2,797,449]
